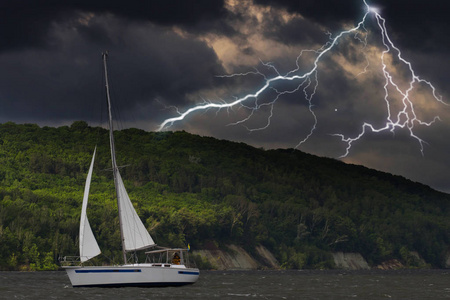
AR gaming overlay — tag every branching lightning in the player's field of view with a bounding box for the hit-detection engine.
[157,0,446,157]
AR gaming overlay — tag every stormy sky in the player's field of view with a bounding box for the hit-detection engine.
[1,0,449,193]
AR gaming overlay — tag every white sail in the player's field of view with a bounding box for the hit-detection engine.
[116,171,155,251]
[79,147,101,262]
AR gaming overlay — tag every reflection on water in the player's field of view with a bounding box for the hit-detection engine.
[0,269,448,299]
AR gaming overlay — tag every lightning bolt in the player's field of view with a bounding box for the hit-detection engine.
[157,0,446,157]
[333,3,447,157]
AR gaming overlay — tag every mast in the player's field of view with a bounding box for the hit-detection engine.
[102,52,127,264]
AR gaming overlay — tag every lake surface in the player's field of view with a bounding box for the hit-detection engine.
[0,269,448,299]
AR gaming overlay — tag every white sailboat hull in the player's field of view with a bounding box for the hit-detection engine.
[64,264,199,287]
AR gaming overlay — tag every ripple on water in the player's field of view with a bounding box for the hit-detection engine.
[0,269,448,300]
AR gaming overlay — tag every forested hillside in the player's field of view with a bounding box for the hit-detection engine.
[0,121,448,270]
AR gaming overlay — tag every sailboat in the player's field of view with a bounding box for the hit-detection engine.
[63,52,199,287]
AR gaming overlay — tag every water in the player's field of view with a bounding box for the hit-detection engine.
[0,269,448,299]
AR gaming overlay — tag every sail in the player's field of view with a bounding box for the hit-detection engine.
[116,171,155,251]
[79,147,101,262]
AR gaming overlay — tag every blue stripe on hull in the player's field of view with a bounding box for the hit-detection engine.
[178,271,200,275]
[75,269,141,273]
[73,282,195,288]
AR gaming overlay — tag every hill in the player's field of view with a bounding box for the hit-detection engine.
[0,121,448,270]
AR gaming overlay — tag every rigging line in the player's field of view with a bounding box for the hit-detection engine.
[100,252,119,266]
[95,55,106,147]
[106,56,126,132]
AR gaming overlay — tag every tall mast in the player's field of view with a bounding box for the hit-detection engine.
[102,52,127,264]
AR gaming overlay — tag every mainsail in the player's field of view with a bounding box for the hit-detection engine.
[116,171,155,251]
[79,147,101,262]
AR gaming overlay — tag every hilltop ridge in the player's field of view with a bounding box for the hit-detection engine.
[0,121,448,270]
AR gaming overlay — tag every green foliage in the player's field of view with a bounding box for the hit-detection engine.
[0,122,448,270]
[191,253,215,270]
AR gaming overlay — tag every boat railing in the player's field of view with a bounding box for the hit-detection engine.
[59,256,81,266]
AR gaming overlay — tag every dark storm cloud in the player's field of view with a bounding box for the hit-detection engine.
[368,0,449,52]
[255,0,450,52]
[254,0,363,28]
[0,12,225,123]
[0,0,225,52]
[264,15,329,46]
